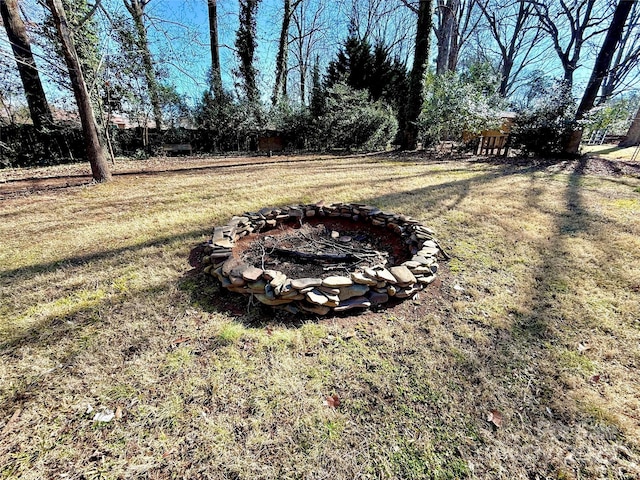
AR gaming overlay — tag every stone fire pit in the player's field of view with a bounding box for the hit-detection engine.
[202,203,444,315]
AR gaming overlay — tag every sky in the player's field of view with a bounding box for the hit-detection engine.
[0,0,637,115]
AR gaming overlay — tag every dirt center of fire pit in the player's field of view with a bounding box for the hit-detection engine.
[202,203,444,316]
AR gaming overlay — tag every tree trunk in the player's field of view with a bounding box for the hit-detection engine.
[272,0,292,105]
[566,0,634,153]
[620,104,640,147]
[236,0,260,105]
[1,0,53,129]
[435,0,457,75]
[402,0,432,150]
[208,0,223,97]
[47,0,111,182]
[125,0,162,130]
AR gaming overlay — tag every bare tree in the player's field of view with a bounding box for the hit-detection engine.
[123,0,163,129]
[599,0,640,104]
[208,0,223,97]
[402,0,432,150]
[477,0,545,97]
[290,0,328,104]
[272,0,303,105]
[46,0,111,182]
[566,0,635,152]
[433,0,480,73]
[529,0,612,90]
[1,0,53,129]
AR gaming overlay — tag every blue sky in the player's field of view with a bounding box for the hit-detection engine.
[1,0,636,115]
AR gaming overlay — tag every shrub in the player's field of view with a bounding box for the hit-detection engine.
[312,83,397,151]
[418,70,504,146]
[267,100,311,150]
[510,81,577,157]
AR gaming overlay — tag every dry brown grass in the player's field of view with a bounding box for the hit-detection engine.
[1,152,639,479]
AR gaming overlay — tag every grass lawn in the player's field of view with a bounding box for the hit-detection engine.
[1,152,639,479]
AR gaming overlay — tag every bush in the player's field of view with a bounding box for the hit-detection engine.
[510,81,577,157]
[418,70,504,146]
[194,90,262,151]
[267,101,311,150]
[311,83,397,151]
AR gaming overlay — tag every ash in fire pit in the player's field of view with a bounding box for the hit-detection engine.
[201,203,444,315]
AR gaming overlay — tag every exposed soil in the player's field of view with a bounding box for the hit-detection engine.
[232,217,410,279]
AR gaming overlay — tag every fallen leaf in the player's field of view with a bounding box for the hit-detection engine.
[115,406,123,420]
[487,409,502,428]
[163,449,175,458]
[589,374,601,384]
[324,394,340,408]
[173,337,191,344]
[2,409,22,436]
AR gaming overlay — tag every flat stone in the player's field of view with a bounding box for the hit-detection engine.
[389,266,417,286]
[214,238,234,249]
[419,246,440,256]
[212,226,225,242]
[324,295,340,307]
[262,284,276,299]
[227,286,248,294]
[254,294,293,306]
[280,290,305,300]
[222,258,242,276]
[247,279,267,293]
[402,260,422,269]
[363,268,378,280]
[291,277,323,290]
[229,275,246,287]
[212,266,225,282]
[412,266,434,274]
[322,276,353,288]
[241,266,263,282]
[210,250,232,259]
[334,296,371,312]
[281,304,300,314]
[416,275,437,285]
[269,272,288,289]
[319,286,340,296]
[338,283,370,301]
[368,291,389,304]
[306,289,329,305]
[375,268,397,284]
[411,255,433,265]
[262,270,282,281]
[351,272,378,286]
[230,263,250,278]
[299,303,331,315]
[338,236,352,243]
[395,286,420,298]
[331,231,340,239]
